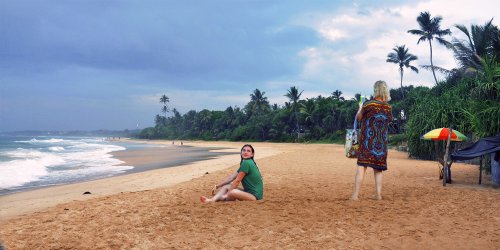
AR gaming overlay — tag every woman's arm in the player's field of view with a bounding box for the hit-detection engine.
[229,172,246,190]
[216,171,238,188]
[356,105,363,121]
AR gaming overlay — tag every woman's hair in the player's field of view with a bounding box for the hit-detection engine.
[240,144,255,164]
[373,80,391,102]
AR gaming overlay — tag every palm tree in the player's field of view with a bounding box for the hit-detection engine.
[247,89,270,116]
[331,90,345,101]
[386,45,419,98]
[408,11,451,85]
[285,86,303,142]
[299,98,317,136]
[159,94,170,117]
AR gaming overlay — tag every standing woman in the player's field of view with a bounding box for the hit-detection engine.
[351,81,393,200]
[201,144,263,203]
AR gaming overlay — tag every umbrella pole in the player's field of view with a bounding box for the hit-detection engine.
[443,127,453,186]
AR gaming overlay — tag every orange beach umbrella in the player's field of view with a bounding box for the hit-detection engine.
[421,128,468,142]
[420,127,468,186]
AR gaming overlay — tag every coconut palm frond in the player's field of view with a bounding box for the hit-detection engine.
[436,37,453,48]
[410,65,419,73]
[386,57,399,63]
[452,39,481,69]
[420,65,452,75]
[454,24,475,52]
[417,36,427,44]
[407,55,418,61]
[449,18,499,77]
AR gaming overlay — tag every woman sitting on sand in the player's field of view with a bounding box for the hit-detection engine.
[201,144,263,203]
[351,80,393,201]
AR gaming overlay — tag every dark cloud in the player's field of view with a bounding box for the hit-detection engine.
[0,1,320,85]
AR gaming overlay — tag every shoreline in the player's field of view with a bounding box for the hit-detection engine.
[0,140,284,221]
[0,141,233,196]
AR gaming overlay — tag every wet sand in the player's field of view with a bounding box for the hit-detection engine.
[0,141,499,249]
[112,144,236,173]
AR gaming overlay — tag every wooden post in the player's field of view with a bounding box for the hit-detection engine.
[443,127,453,186]
[479,156,483,185]
[435,141,443,180]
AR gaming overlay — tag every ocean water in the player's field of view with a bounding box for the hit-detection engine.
[0,135,145,195]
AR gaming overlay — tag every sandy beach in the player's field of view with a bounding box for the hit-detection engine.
[0,141,499,249]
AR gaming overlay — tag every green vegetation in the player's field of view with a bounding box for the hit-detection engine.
[140,13,499,162]
[140,89,359,142]
[406,16,499,159]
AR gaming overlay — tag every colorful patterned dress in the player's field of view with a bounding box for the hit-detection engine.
[357,100,393,171]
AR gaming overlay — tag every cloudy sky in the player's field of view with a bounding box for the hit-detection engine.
[0,0,497,132]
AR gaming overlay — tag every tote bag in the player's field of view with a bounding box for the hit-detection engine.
[345,117,359,158]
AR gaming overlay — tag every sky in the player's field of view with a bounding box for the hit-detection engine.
[0,0,497,132]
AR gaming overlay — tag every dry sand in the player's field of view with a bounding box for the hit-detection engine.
[0,141,499,249]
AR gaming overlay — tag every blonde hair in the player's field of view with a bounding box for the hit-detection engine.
[373,80,391,102]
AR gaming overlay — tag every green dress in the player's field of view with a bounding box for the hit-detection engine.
[237,159,264,200]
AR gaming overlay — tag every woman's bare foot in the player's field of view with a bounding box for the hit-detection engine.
[371,195,382,200]
[200,196,212,203]
[350,195,359,201]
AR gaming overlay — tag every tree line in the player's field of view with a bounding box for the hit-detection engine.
[140,12,499,161]
[141,87,362,143]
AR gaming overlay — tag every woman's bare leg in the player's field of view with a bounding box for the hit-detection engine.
[200,184,232,203]
[351,166,367,200]
[373,170,383,200]
[227,189,257,201]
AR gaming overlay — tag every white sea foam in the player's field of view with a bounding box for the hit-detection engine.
[0,151,64,189]
[0,160,48,189]
[40,138,66,143]
[16,138,66,144]
[0,137,133,191]
[49,146,65,152]
[5,148,51,158]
